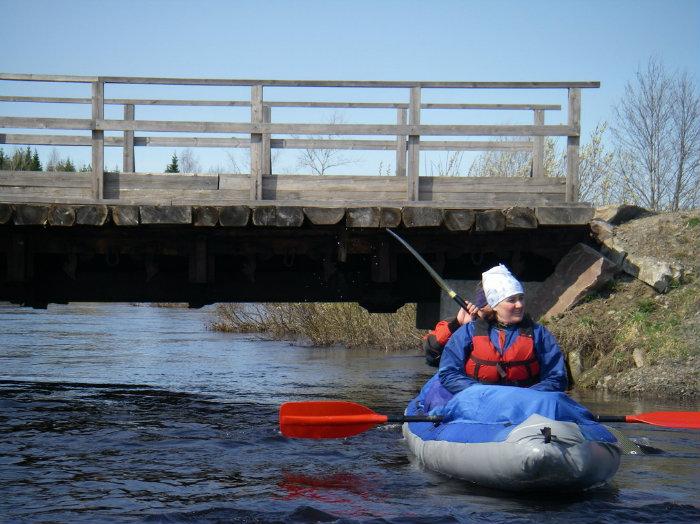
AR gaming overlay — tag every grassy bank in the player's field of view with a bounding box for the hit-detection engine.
[210,302,424,352]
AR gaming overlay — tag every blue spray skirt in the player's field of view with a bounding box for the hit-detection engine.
[403,376,621,491]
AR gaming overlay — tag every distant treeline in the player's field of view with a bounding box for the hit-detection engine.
[0,146,90,172]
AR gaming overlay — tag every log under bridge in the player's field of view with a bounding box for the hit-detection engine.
[0,74,599,324]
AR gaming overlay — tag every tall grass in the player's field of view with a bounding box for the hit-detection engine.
[210,302,424,351]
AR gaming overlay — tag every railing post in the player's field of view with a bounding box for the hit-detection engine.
[532,109,544,178]
[250,85,264,200]
[123,104,135,173]
[395,108,407,177]
[91,80,104,199]
[407,87,421,200]
[262,105,272,175]
[566,88,581,202]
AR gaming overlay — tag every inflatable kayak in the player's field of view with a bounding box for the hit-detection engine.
[402,376,621,491]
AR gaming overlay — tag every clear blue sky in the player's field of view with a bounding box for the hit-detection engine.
[1,0,699,173]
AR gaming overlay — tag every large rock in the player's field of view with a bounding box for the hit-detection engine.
[599,235,685,293]
[530,243,617,320]
[621,253,684,293]
[594,205,653,225]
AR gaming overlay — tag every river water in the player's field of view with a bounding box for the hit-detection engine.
[1,303,699,523]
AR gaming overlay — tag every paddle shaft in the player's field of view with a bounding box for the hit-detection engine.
[386,228,471,311]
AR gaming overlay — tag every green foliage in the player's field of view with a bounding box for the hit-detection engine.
[1,146,42,171]
[688,217,700,228]
[165,152,180,173]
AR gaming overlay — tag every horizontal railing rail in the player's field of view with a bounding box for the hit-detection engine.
[0,73,598,205]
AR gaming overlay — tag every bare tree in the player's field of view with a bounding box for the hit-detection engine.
[612,58,674,210]
[179,148,201,173]
[425,151,465,177]
[295,112,356,175]
[577,123,616,204]
[467,137,562,178]
[669,72,700,210]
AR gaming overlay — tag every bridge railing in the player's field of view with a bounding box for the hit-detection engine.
[0,74,598,207]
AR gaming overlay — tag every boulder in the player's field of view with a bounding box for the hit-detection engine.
[530,243,617,320]
[621,253,684,293]
[594,205,653,225]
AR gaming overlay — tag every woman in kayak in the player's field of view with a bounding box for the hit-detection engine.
[438,264,568,393]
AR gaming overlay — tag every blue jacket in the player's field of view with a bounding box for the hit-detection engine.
[438,320,568,393]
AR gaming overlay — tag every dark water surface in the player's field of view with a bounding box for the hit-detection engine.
[1,303,699,523]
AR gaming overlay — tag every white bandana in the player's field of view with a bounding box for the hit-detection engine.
[482,264,524,307]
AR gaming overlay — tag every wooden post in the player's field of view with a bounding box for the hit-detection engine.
[123,104,135,173]
[91,80,104,199]
[407,87,421,200]
[250,85,264,200]
[532,109,544,178]
[395,108,407,176]
[262,105,272,175]
[566,88,581,202]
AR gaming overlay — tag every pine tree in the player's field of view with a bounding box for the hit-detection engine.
[31,150,42,171]
[165,152,180,173]
[0,149,6,170]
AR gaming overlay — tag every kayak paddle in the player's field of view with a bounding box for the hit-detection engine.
[279,401,700,439]
[594,411,700,429]
[386,228,473,312]
[279,401,442,439]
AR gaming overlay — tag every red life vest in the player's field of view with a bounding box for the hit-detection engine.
[464,317,540,386]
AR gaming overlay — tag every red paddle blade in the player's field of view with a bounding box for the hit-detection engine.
[279,401,389,439]
[626,411,700,429]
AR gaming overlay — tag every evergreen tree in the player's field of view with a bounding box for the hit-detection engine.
[31,150,42,171]
[165,152,180,173]
[0,149,6,170]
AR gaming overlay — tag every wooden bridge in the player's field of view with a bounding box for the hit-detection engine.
[0,74,599,319]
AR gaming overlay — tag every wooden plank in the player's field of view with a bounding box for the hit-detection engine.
[0,203,13,224]
[0,171,92,187]
[0,117,92,130]
[532,110,545,178]
[475,210,506,231]
[379,207,402,227]
[0,133,533,152]
[193,206,219,227]
[139,206,192,224]
[536,206,594,225]
[0,186,92,198]
[0,134,93,146]
[396,108,407,177]
[262,105,271,175]
[94,119,577,137]
[252,206,304,227]
[566,88,581,203]
[48,205,76,226]
[504,207,538,229]
[76,205,109,225]
[346,207,381,228]
[303,207,346,225]
[91,81,104,199]
[123,104,135,172]
[0,95,561,110]
[111,206,140,226]
[104,172,219,190]
[407,87,421,200]
[402,207,443,227]
[14,204,49,225]
[92,76,601,89]
[444,209,476,231]
[219,206,250,226]
[250,85,263,200]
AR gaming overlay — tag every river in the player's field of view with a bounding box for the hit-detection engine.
[1,303,698,523]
